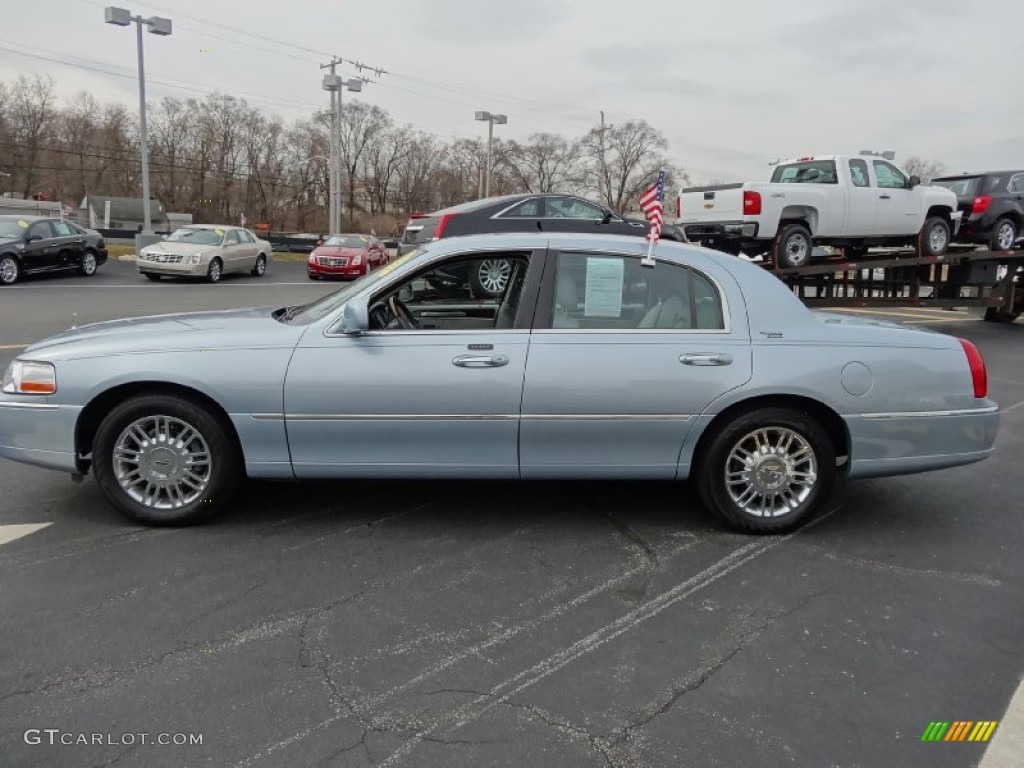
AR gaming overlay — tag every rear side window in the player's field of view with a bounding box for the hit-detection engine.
[498,199,542,218]
[934,177,981,197]
[52,220,76,236]
[1009,174,1024,193]
[982,175,1010,193]
[771,160,838,184]
[402,220,433,244]
[848,160,869,188]
[550,253,725,331]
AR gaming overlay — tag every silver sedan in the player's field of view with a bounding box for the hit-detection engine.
[0,232,1000,533]
[137,224,270,283]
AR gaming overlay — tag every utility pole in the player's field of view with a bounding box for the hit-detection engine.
[599,111,612,208]
[321,57,343,234]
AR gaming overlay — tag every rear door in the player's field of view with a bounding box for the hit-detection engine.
[222,229,247,272]
[519,248,752,478]
[50,219,85,268]
[873,160,919,235]
[844,158,878,236]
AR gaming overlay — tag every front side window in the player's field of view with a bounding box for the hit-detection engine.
[368,253,530,332]
[848,159,869,188]
[546,197,605,219]
[28,221,55,240]
[550,253,725,331]
[771,160,838,184]
[167,227,224,246]
[873,161,908,189]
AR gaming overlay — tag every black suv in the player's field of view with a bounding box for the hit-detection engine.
[933,171,1024,251]
[398,194,682,296]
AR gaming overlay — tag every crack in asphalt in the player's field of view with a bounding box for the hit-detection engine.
[504,701,618,768]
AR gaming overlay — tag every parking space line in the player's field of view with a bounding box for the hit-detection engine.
[0,523,52,548]
[979,677,1024,767]
[12,283,324,289]
[0,344,29,349]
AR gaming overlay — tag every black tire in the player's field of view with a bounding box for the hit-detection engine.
[92,393,242,526]
[469,258,512,298]
[144,273,162,282]
[251,253,267,277]
[78,250,99,276]
[308,273,320,280]
[917,216,951,257]
[771,223,813,268]
[984,306,1021,323]
[989,218,1019,252]
[206,257,223,283]
[0,254,20,285]
[694,407,836,534]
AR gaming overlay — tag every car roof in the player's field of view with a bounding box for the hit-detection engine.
[177,223,240,230]
[421,193,608,218]
[934,171,1023,180]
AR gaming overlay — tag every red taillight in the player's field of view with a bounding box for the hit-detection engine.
[958,338,987,398]
[410,212,425,219]
[433,213,456,239]
[743,190,762,215]
[971,195,992,215]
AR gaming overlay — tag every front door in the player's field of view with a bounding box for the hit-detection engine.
[845,158,878,236]
[22,220,59,272]
[872,160,919,235]
[283,250,541,478]
[519,249,752,478]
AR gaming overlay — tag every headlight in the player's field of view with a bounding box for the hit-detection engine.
[2,360,57,395]
[352,255,363,266]
[308,253,316,262]
[188,253,203,264]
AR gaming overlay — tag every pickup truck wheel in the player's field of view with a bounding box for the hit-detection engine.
[917,217,951,257]
[984,307,1021,323]
[989,218,1018,251]
[695,407,836,534]
[772,224,813,268]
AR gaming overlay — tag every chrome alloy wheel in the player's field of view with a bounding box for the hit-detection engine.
[81,252,97,274]
[478,259,511,294]
[112,415,212,509]
[929,224,948,253]
[996,221,1016,250]
[724,427,818,517]
[0,257,18,284]
[785,235,809,265]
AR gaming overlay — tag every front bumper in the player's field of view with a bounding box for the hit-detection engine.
[0,399,82,473]
[137,259,207,277]
[307,261,366,278]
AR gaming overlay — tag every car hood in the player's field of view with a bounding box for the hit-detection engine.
[21,307,306,361]
[313,246,364,257]
[142,241,219,255]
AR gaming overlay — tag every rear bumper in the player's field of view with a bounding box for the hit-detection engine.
[844,405,999,479]
[683,221,759,240]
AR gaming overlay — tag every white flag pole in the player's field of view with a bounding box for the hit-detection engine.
[641,231,656,267]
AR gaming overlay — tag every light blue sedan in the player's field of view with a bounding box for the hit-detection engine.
[0,233,999,533]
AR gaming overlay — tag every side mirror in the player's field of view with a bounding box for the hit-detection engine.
[24,234,40,243]
[908,175,921,189]
[341,298,369,334]
[600,211,613,225]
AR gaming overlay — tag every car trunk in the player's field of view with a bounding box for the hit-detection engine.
[678,184,745,223]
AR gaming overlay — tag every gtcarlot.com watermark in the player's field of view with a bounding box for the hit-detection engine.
[25,729,203,747]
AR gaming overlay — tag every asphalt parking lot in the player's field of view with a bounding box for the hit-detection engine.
[1,259,1022,768]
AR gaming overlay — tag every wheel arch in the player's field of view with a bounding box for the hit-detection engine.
[689,393,850,475]
[925,204,954,222]
[74,381,245,475]
[778,207,819,235]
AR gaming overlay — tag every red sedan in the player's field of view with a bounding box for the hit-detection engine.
[307,234,388,280]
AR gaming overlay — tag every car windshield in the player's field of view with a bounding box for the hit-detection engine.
[283,248,421,324]
[0,218,31,238]
[323,235,368,248]
[933,177,981,197]
[167,227,224,245]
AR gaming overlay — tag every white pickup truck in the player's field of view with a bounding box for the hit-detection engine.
[678,155,962,267]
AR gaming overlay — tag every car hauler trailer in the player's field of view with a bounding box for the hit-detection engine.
[762,245,1024,323]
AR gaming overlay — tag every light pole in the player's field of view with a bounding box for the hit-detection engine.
[104,7,170,244]
[322,68,363,234]
[474,111,507,198]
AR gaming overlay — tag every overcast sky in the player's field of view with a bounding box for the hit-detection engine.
[2,0,1022,184]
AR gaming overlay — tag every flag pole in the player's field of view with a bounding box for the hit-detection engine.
[641,231,656,267]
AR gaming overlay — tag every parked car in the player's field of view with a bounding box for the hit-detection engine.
[0,215,107,285]
[0,233,998,533]
[932,171,1024,251]
[678,155,962,267]
[137,225,270,283]
[398,194,682,296]
[308,233,389,280]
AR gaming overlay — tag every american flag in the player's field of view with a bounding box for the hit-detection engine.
[638,170,666,242]
[60,202,73,217]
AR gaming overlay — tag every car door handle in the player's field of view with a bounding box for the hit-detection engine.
[680,353,733,366]
[879,194,891,200]
[453,354,509,368]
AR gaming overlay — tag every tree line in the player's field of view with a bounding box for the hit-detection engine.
[0,74,687,234]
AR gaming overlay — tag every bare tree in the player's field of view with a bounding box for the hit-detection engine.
[8,75,58,198]
[581,120,672,211]
[903,157,946,183]
[338,101,390,226]
[505,133,579,193]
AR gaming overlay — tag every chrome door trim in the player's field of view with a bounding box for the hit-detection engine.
[522,414,693,422]
[0,400,60,411]
[256,412,694,422]
[858,406,999,419]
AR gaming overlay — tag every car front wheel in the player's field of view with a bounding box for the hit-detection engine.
[92,394,242,525]
[695,407,836,534]
[206,258,223,283]
[0,255,20,285]
[917,217,951,257]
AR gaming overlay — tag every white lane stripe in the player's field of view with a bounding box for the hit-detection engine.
[979,677,1024,767]
[0,523,52,547]
[13,283,324,289]
[1000,399,1024,415]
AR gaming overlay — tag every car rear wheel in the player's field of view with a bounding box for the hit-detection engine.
[206,258,223,283]
[989,218,1018,251]
[917,217,951,257]
[470,258,512,298]
[79,250,98,276]
[695,407,836,534]
[251,253,267,276]
[0,255,20,285]
[772,224,813,268]
[92,394,242,525]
